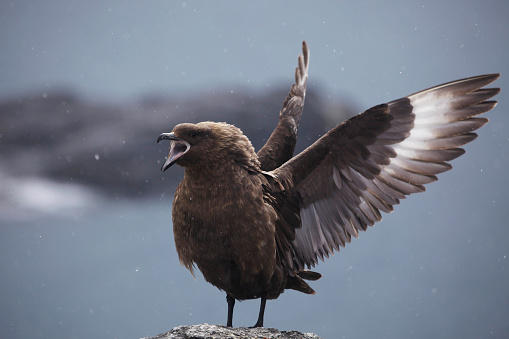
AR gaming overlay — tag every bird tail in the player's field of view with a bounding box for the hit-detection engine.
[286,269,322,294]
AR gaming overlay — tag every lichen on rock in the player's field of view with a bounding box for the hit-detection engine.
[142,323,323,339]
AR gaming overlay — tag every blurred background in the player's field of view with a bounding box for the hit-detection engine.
[1,1,508,338]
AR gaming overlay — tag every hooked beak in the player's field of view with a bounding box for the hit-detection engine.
[157,132,191,171]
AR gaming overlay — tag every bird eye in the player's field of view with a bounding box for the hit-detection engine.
[189,132,197,138]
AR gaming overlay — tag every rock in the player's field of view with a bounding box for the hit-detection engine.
[1,86,356,219]
[142,323,323,339]
[1,87,355,198]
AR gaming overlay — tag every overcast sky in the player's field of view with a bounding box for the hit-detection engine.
[1,1,508,338]
[1,0,508,108]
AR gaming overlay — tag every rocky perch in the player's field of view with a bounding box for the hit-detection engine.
[142,324,322,339]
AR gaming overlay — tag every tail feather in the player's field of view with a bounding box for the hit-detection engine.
[298,270,322,281]
[285,269,322,294]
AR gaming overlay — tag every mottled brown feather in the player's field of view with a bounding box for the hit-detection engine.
[258,41,310,171]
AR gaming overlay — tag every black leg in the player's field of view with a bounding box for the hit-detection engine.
[253,292,267,328]
[226,294,235,327]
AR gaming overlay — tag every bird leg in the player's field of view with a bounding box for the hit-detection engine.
[226,294,235,327]
[252,292,268,328]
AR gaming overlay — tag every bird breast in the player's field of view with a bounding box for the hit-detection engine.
[171,169,278,295]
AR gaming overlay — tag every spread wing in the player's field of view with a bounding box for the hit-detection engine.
[257,41,310,171]
[270,73,500,271]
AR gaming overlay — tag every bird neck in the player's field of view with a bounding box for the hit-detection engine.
[182,162,243,189]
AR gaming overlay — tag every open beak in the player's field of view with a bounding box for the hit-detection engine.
[157,132,191,171]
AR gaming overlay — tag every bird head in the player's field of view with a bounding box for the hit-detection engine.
[157,121,260,172]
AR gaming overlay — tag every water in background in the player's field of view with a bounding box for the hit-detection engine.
[2,2,509,337]
[1,191,508,339]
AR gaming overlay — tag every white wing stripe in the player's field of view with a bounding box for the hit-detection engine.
[290,74,499,270]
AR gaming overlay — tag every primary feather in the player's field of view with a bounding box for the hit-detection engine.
[271,73,499,271]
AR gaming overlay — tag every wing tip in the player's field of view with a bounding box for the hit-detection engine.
[295,41,310,86]
[407,73,501,100]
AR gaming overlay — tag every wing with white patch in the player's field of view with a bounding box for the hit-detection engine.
[271,74,500,270]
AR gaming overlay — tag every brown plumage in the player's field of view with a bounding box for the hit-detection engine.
[157,41,500,328]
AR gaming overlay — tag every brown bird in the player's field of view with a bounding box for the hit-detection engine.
[157,41,500,328]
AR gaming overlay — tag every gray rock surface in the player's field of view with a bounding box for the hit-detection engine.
[1,87,353,199]
[142,323,323,339]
